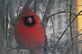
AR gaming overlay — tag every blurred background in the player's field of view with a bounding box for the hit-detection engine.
[0,0,82,54]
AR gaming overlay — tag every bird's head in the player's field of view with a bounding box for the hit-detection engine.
[16,7,41,27]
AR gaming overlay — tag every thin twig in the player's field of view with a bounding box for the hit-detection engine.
[55,10,82,46]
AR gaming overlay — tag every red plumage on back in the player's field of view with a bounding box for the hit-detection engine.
[14,7,47,54]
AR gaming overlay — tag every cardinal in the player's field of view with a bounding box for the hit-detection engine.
[14,7,48,54]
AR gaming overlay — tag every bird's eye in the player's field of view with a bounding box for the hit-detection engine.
[23,16,35,26]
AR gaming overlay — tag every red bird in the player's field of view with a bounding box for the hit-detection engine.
[14,7,48,54]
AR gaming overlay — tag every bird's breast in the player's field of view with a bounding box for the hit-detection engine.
[15,23,46,49]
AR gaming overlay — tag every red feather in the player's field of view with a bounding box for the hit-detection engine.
[14,7,46,50]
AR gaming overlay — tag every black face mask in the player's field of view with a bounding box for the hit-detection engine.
[23,16,35,27]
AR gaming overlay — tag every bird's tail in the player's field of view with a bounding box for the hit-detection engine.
[30,49,41,54]
[43,47,48,54]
